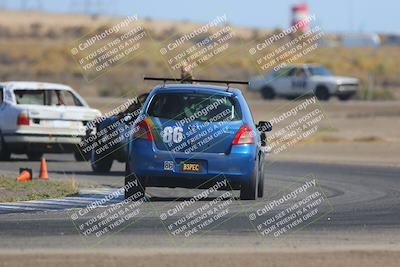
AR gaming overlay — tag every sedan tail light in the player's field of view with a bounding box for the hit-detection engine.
[17,112,30,126]
[133,119,154,141]
[232,124,254,145]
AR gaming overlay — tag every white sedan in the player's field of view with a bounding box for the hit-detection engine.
[249,64,359,101]
[0,81,101,161]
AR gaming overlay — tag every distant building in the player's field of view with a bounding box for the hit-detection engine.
[340,33,381,47]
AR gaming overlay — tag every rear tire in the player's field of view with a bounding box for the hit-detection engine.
[90,149,113,173]
[285,95,298,100]
[240,165,258,200]
[124,163,145,200]
[74,150,90,162]
[0,135,11,161]
[27,152,43,161]
[315,86,330,101]
[261,86,275,100]
[257,160,265,198]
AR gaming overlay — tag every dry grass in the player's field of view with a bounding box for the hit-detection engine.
[0,10,399,99]
[0,175,79,202]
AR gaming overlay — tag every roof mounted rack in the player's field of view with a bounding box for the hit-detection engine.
[144,77,248,90]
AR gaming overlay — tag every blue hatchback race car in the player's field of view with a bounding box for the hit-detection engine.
[125,78,272,200]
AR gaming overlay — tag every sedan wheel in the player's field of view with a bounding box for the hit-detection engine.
[261,86,276,100]
[0,136,11,161]
[315,86,330,101]
[27,152,43,161]
[90,149,113,173]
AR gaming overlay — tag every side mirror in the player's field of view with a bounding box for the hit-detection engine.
[257,121,272,132]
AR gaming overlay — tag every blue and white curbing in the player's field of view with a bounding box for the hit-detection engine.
[0,188,150,214]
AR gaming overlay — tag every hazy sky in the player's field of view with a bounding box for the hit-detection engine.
[2,0,399,33]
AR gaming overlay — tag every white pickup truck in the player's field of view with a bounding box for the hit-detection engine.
[0,82,101,161]
[248,64,359,101]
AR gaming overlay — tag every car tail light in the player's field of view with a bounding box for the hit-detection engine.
[17,112,30,126]
[232,124,254,145]
[133,119,154,141]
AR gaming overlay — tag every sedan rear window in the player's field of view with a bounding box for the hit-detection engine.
[14,89,83,106]
[147,93,242,122]
[308,66,332,76]
[14,90,45,105]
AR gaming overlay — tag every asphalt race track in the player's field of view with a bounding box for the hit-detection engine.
[0,154,399,249]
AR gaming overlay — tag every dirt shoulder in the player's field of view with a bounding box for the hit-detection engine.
[270,141,400,167]
[248,99,400,167]
[0,248,400,267]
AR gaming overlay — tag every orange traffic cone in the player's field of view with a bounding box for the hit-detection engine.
[39,157,49,180]
[17,168,32,181]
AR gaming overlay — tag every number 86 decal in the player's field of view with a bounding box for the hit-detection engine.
[162,126,184,143]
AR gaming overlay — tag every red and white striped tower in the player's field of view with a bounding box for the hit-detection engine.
[291,3,309,31]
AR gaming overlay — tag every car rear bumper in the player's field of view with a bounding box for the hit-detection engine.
[336,84,358,95]
[4,134,82,144]
[3,133,83,153]
[128,139,257,188]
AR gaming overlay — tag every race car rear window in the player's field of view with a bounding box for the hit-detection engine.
[273,67,297,77]
[147,93,242,122]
